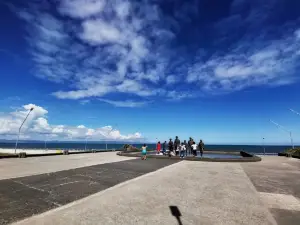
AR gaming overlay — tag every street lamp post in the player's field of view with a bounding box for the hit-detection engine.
[289,131,294,150]
[270,120,294,149]
[44,133,50,149]
[15,107,34,154]
[262,137,266,155]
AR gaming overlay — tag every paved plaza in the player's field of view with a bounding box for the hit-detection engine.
[0,152,299,225]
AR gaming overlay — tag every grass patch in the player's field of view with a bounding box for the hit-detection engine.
[0,153,14,156]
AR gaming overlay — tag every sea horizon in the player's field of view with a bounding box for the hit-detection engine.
[0,141,296,154]
[0,139,298,146]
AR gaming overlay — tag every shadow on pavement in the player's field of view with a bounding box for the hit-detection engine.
[169,206,183,225]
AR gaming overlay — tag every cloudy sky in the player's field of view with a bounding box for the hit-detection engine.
[0,0,300,144]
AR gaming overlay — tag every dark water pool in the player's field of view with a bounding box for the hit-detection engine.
[150,153,242,159]
[197,153,242,159]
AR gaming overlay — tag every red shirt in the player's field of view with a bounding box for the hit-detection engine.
[156,143,161,150]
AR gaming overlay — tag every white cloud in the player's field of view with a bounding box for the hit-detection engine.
[16,0,181,105]
[166,91,194,101]
[53,82,115,99]
[0,104,144,141]
[98,98,149,107]
[52,125,64,134]
[296,29,300,39]
[186,30,300,92]
[79,99,90,105]
[115,1,130,19]
[53,79,156,99]
[116,80,152,96]
[31,117,52,134]
[80,19,122,44]
[166,75,178,85]
[58,0,105,19]
[14,1,300,102]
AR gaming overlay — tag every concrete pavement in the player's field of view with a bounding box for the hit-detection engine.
[0,152,134,180]
[0,158,178,225]
[13,160,276,225]
[0,154,299,225]
[242,156,300,225]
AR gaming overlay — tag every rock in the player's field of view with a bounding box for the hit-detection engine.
[123,144,139,152]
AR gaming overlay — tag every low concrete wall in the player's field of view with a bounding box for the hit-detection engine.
[0,148,69,155]
[0,148,117,158]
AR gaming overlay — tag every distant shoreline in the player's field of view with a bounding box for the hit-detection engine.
[0,143,295,154]
[0,141,297,146]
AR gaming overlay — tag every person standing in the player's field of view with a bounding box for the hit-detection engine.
[183,140,188,156]
[180,142,186,158]
[198,140,204,157]
[141,144,147,160]
[168,138,174,157]
[162,141,167,155]
[175,144,180,156]
[191,141,198,157]
[156,141,161,154]
[174,136,180,154]
[188,137,193,155]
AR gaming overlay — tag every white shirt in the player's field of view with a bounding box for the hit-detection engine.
[181,145,186,151]
[191,144,198,150]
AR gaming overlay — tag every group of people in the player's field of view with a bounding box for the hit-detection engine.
[155,136,205,158]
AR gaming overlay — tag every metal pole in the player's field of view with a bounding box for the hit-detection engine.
[44,134,48,149]
[289,108,299,148]
[15,107,34,154]
[289,131,294,149]
[15,133,21,154]
[262,137,265,155]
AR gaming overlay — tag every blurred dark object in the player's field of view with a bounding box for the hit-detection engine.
[169,206,183,225]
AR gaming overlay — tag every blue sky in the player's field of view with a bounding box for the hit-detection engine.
[0,0,300,145]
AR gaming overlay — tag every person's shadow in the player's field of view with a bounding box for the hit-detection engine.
[169,206,183,225]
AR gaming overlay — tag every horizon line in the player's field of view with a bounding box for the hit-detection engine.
[0,140,298,146]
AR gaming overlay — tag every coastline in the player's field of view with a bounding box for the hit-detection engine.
[0,142,295,154]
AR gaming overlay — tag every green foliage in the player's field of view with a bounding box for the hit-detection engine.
[284,148,300,157]
[0,153,13,156]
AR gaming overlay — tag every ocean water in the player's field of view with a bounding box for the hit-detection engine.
[0,142,294,154]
